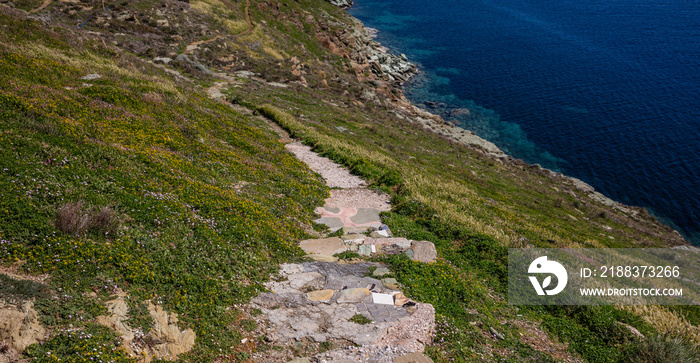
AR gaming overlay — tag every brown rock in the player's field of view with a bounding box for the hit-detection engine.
[307,289,336,301]
[96,298,196,362]
[147,303,196,359]
[0,302,46,352]
[393,292,410,306]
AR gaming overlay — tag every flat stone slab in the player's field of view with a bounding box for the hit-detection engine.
[315,206,383,230]
[326,275,386,292]
[252,292,308,309]
[300,261,374,278]
[372,293,395,305]
[264,304,391,345]
[285,143,366,189]
[372,237,411,248]
[341,233,366,244]
[325,188,392,210]
[356,302,410,323]
[350,208,383,225]
[337,288,371,303]
[307,289,336,301]
[411,241,437,263]
[299,237,346,256]
[358,244,373,256]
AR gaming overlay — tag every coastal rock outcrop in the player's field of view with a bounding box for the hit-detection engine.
[96,297,196,362]
[0,302,46,354]
[326,0,354,9]
[313,11,505,158]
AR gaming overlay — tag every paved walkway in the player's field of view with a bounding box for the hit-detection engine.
[202,78,435,362]
[245,134,436,362]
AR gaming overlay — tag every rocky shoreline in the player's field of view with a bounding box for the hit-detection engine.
[324,0,689,243]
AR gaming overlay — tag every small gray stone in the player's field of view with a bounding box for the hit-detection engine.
[373,267,390,276]
[393,239,412,249]
[370,230,391,238]
[154,57,173,64]
[489,327,505,340]
[411,241,437,263]
[81,74,101,80]
[358,244,373,256]
[381,278,398,289]
[404,249,414,259]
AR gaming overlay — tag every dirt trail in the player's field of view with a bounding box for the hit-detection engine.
[29,0,53,13]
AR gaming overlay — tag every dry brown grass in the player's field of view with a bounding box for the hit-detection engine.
[625,305,700,344]
[55,203,120,237]
[55,202,89,236]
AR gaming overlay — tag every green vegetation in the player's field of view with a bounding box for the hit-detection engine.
[349,314,372,325]
[24,324,133,363]
[0,0,697,362]
[0,273,52,304]
[0,8,326,361]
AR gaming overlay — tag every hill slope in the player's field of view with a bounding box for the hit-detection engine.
[0,1,697,362]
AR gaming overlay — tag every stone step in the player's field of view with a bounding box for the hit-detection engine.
[315,206,383,231]
[298,237,346,256]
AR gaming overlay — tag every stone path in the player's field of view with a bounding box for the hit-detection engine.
[284,142,391,232]
[244,132,438,362]
[200,69,436,362]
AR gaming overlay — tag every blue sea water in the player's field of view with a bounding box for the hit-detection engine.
[348,0,700,244]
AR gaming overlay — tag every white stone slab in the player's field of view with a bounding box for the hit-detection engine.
[372,292,395,305]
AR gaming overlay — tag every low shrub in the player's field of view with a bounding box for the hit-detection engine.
[625,333,700,363]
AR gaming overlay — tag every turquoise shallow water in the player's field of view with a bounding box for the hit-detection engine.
[348,0,700,244]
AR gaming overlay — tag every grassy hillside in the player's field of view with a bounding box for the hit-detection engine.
[0,1,697,362]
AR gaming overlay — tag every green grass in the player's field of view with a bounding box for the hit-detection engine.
[1,1,697,361]
[349,314,372,325]
[0,273,52,304]
[250,99,696,361]
[24,324,133,363]
[0,9,327,361]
